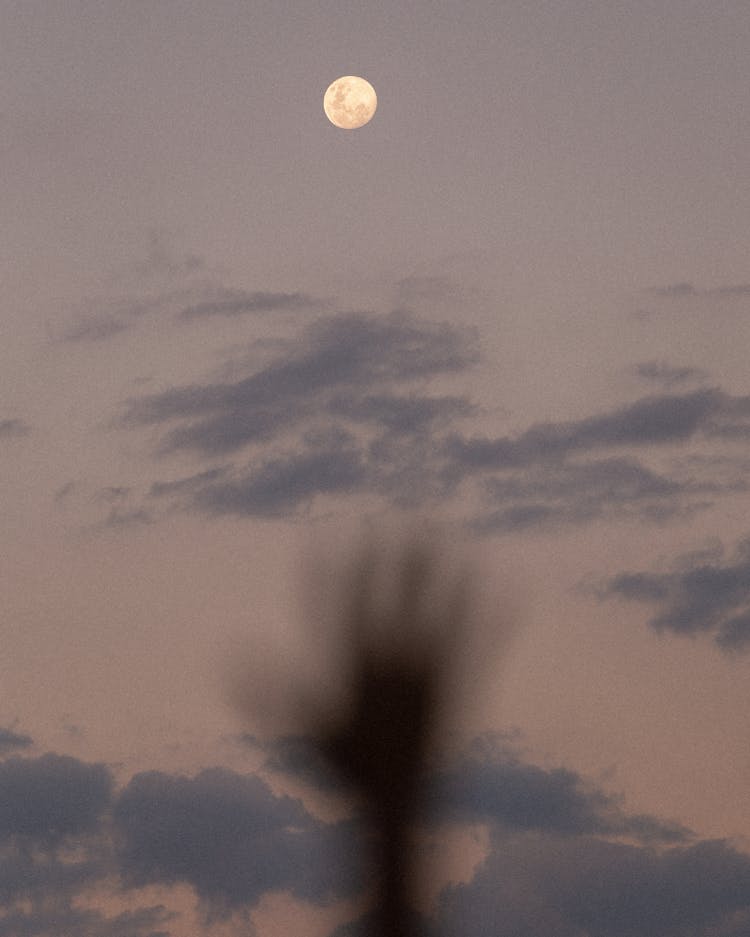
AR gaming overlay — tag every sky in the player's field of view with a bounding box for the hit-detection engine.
[2,1,750,935]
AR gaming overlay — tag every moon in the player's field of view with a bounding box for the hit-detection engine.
[323,76,377,130]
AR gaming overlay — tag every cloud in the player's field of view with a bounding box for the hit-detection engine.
[114,767,362,914]
[600,534,750,651]
[179,289,321,319]
[471,457,699,533]
[444,388,743,474]
[0,741,744,937]
[252,731,688,846]
[112,309,477,519]
[633,360,708,388]
[190,441,367,518]
[120,310,478,455]
[431,735,688,844]
[0,753,112,847]
[437,831,750,937]
[110,301,750,530]
[56,229,321,343]
[0,904,174,937]
[0,728,33,756]
[439,387,750,533]
[648,282,750,298]
[126,228,207,281]
[329,393,474,435]
[0,752,138,937]
[62,315,131,343]
[0,419,30,440]
[241,734,341,793]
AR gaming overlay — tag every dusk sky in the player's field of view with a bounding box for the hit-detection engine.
[3,3,750,935]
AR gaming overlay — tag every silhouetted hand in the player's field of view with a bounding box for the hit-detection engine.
[309,533,470,937]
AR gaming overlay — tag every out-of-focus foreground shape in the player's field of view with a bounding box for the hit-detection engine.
[233,522,520,937]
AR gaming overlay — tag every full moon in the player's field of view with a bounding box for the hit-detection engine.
[323,76,377,129]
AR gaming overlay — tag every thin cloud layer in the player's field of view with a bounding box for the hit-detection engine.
[0,419,30,439]
[55,231,324,343]
[634,360,709,388]
[601,533,750,651]
[179,289,321,319]
[648,282,750,299]
[471,457,700,533]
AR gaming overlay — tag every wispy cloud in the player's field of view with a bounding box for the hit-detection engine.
[471,457,708,534]
[647,282,750,299]
[179,289,322,320]
[55,231,325,344]
[119,310,478,456]
[600,533,750,651]
[103,295,750,532]
[633,360,709,388]
[0,418,30,439]
[190,439,367,518]
[444,389,749,474]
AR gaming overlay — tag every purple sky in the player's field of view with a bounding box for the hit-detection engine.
[3,3,750,935]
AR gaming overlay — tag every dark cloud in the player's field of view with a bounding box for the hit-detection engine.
[648,282,750,298]
[252,734,341,793]
[120,310,478,456]
[0,851,101,908]
[179,289,321,319]
[0,754,112,847]
[0,419,30,439]
[127,228,207,280]
[113,303,749,529]
[114,309,476,519]
[634,360,708,388]
[114,767,362,913]
[440,387,750,533]
[58,240,319,342]
[431,736,688,844]
[0,740,744,937]
[0,904,173,937]
[62,315,131,343]
[438,830,750,937]
[148,467,228,499]
[56,288,198,343]
[189,438,366,518]
[472,457,696,533]
[101,506,153,529]
[0,728,33,756]
[0,753,140,937]
[329,393,474,435]
[445,388,737,474]
[253,731,688,846]
[601,534,750,650]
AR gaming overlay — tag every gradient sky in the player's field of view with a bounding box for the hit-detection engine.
[3,2,750,935]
